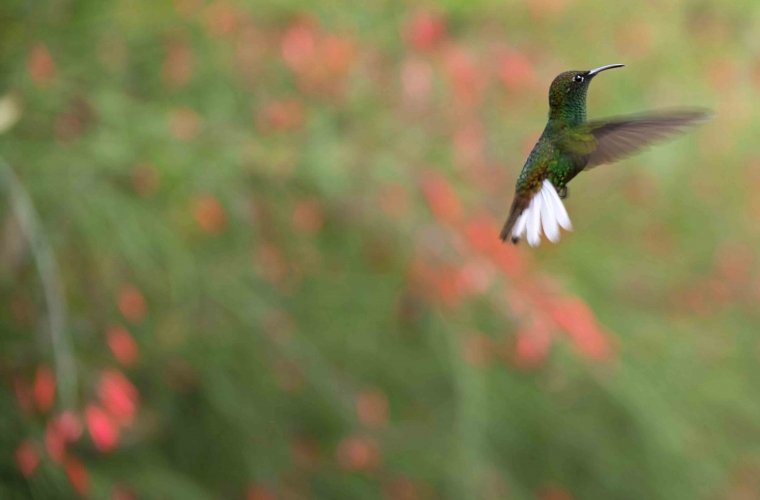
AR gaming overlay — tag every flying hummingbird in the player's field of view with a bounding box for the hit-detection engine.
[501,64,711,246]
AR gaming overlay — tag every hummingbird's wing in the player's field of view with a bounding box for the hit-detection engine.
[559,109,713,170]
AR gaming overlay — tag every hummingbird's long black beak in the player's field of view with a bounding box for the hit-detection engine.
[587,64,625,76]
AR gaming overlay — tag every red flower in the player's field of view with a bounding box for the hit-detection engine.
[497,49,535,93]
[403,11,446,51]
[110,485,138,500]
[162,38,193,89]
[290,436,320,468]
[117,285,147,324]
[106,324,140,367]
[15,440,39,477]
[464,214,501,254]
[85,404,119,452]
[551,297,612,361]
[537,485,574,500]
[292,199,324,235]
[401,57,433,104]
[33,365,56,413]
[443,47,485,107]
[203,0,238,38]
[247,485,277,500]
[335,435,381,471]
[419,171,462,225]
[64,456,90,497]
[355,389,389,429]
[46,419,66,462]
[28,43,57,87]
[322,35,355,75]
[282,20,316,72]
[515,332,550,368]
[383,477,419,500]
[98,370,139,427]
[193,195,227,234]
[257,100,305,133]
[56,410,83,442]
[130,162,161,197]
[168,107,202,141]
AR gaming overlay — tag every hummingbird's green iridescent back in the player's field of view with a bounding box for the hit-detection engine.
[501,64,712,247]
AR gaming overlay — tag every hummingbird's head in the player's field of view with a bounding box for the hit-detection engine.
[548,64,624,123]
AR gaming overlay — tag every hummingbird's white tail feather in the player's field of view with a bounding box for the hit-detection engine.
[511,180,572,247]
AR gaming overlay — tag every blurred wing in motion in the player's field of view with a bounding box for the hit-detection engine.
[560,109,713,169]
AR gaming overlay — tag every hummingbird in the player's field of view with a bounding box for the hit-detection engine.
[501,64,712,246]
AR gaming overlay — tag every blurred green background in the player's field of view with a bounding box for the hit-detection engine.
[1,0,758,498]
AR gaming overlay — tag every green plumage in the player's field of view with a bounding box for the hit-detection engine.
[501,64,712,244]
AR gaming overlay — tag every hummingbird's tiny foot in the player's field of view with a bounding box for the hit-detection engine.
[511,236,520,244]
[558,186,568,199]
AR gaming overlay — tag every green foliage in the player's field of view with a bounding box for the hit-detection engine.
[1,0,759,499]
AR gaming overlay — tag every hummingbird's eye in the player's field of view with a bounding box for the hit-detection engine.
[572,75,585,83]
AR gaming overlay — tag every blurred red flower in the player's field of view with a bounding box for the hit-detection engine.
[247,484,277,500]
[131,162,161,197]
[457,260,492,296]
[514,331,550,368]
[46,418,66,462]
[173,0,204,18]
[33,365,56,413]
[203,0,238,38]
[98,370,139,427]
[193,195,227,234]
[16,440,39,477]
[256,243,289,285]
[537,485,574,500]
[403,11,446,52]
[526,0,568,19]
[118,285,147,324]
[497,49,535,93]
[282,20,316,72]
[443,47,485,107]
[163,38,193,89]
[64,456,90,497]
[85,404,120,452]
[401,57,434,104]
[257,100,305,132]
[383,477,419,500]
[28,43,56,88]
[290,436,320,468]
[436,266,461,309]
[292,199,324,235]
[551,297,612,361]
[355,388,390,428]
[453,120,485,169]
[56,410,84,442]
[110,485,138,500]
[491,244,524,279]
[107,324,140,367]
[464,214,500,254]
[420,171,462,225]
[322,34,355,75]
[168,107,202,141]
[714,242,753,286]
[335,435,381,471]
